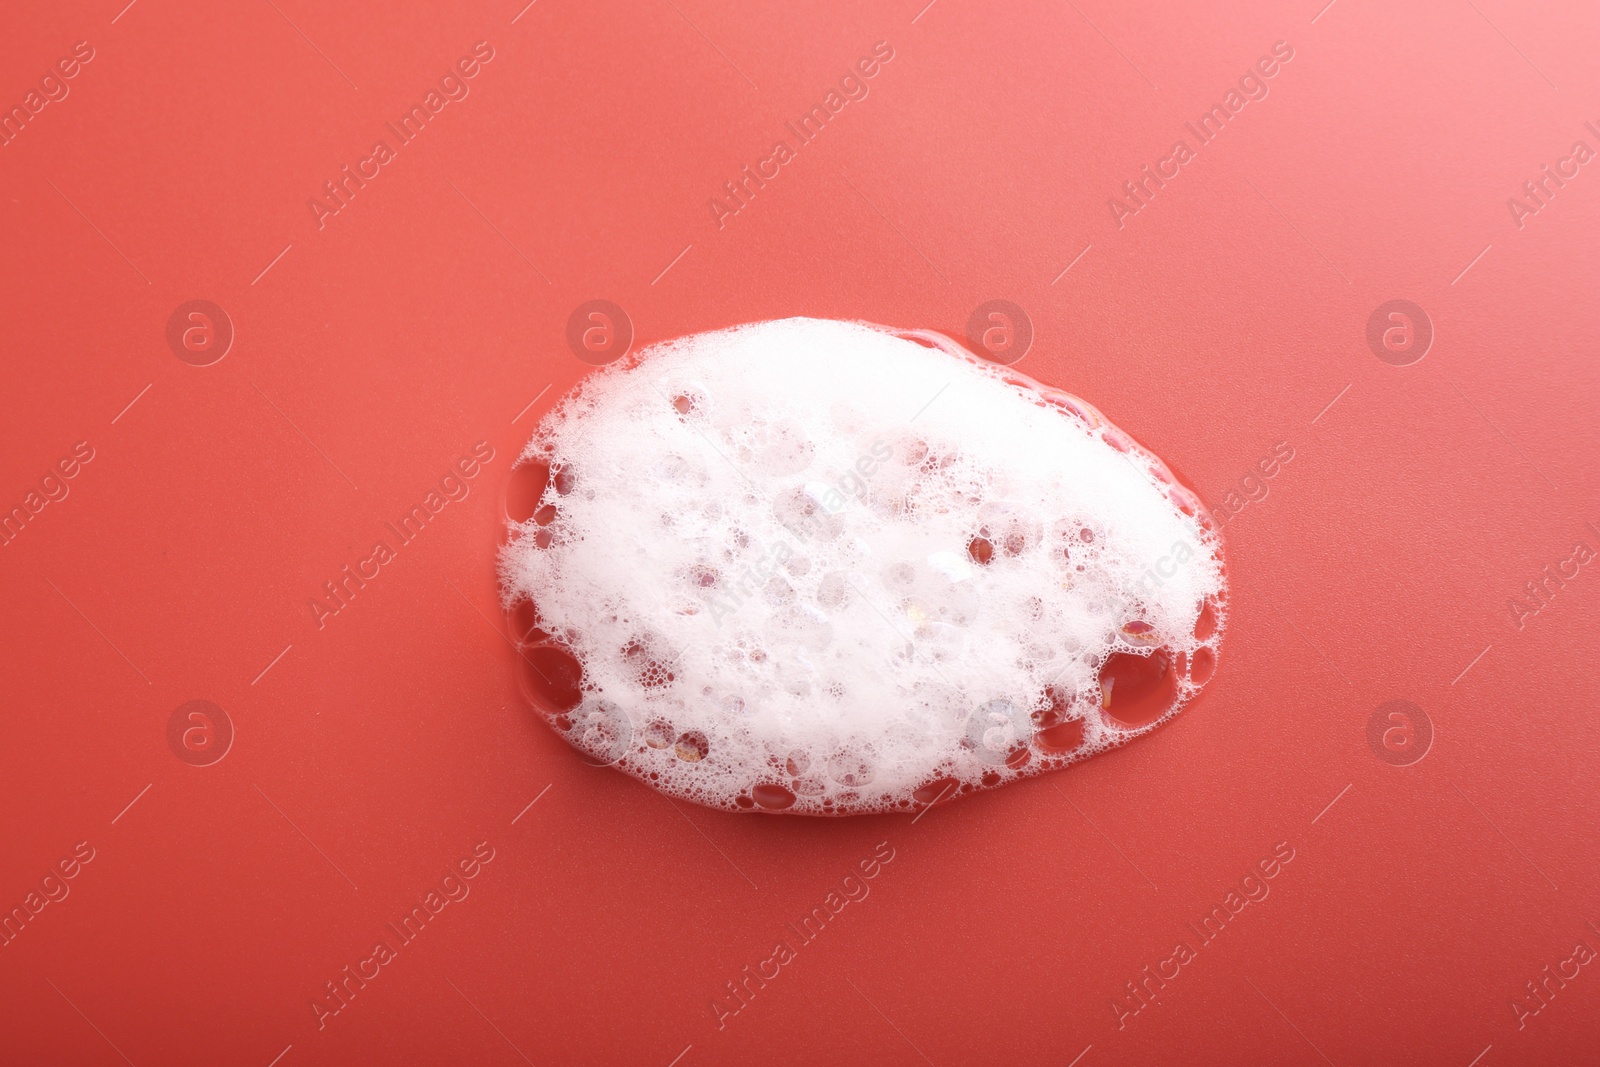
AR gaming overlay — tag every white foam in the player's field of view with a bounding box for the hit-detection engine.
[500,318,1226,814]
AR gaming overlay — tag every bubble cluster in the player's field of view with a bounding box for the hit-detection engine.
[499,318,1226,815]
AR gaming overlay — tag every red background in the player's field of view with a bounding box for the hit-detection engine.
[2,0,1596,1064]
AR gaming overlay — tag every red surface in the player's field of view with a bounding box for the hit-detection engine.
[2,1,1597,1064]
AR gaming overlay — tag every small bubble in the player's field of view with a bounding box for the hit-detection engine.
[1099,649,1180,727]
[508,599,546,643]
[574,699,632,767]
[816,572,850,610]
[827,750,874,787]
[1034,717,1085,754]
[505,461,551,524]
[752,783,797,810]
[674,731,709,762]
[518,644,584,713]
[643,720,674,749]
[1121,620,1160,646]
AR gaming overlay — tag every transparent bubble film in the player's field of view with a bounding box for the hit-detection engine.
[499,318,1226,815]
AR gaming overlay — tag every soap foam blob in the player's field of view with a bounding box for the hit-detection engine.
[499,318,1226,816]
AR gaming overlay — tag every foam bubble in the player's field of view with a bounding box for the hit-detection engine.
[499,318,1226,815]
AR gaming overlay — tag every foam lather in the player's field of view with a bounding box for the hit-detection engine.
[500,318,1226,815]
